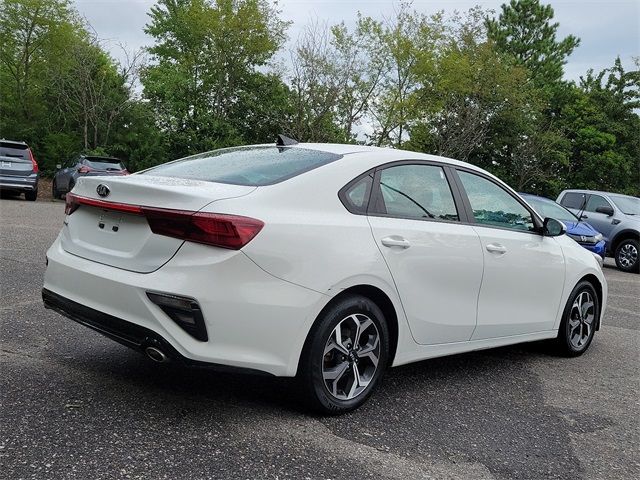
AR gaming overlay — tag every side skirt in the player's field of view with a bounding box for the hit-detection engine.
[392,330,558,367]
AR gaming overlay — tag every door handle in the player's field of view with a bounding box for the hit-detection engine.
[486,243,507,254]
[381,236,411,249]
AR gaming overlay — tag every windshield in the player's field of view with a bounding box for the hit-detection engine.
[609,195,640,215]
[142,146,342,186]
[523,195,579,223]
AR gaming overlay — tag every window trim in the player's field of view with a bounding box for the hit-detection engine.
[337,160,545,235]
[366,160,472,225]
[452,167,544,234]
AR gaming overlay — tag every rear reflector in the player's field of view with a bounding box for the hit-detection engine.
[146,291,208,341]
[65,193,264,250]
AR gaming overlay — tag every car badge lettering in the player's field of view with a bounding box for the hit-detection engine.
[580,236,587,242]
[96,184,110,198]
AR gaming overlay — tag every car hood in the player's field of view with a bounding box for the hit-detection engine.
[563,221,601,237]
[621,213,640,224]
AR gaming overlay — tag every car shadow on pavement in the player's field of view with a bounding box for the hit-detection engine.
[47,336,614,480]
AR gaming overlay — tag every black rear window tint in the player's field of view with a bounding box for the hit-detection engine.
[141,146,342,186]
[84,158,125,170]
[0,142,29,160]
[560,192,586,209]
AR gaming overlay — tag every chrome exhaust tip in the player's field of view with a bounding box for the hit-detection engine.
[145,346,168,363]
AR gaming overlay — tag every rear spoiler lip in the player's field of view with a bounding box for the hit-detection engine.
[66,192,146,215]
[65,193,213,217]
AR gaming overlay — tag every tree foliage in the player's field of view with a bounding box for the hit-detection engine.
[0,0,637,197]
[486,0,579,86]
[141,0,290,158]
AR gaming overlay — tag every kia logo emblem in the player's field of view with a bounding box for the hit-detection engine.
[96,184,110,198]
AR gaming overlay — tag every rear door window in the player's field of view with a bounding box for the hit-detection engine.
[372,164,459,221]
[143,146,342,186]
[559,192,586,209]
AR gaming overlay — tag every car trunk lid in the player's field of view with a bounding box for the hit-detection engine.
[60,175,256,273]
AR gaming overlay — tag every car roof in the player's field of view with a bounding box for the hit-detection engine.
[0,139,28,147]
[292,142,481,170]
[560,189,636,199]
[520,193,556,202]
[81,155,122,161]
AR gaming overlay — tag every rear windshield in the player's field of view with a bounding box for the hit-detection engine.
[84,157,125,171]
[0,142,29,160]
[141,146,342,186]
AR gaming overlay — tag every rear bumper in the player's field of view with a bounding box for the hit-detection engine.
[42,288,271,375]
[0,173,38,191]
[43,235,328,376]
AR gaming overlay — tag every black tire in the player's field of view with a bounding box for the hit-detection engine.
[298,295,389,415]
[555,281,600,357]
[25,189,37,201]
[614,238,639,273]
[52,180,60,199]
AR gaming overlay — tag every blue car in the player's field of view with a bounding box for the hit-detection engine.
[520,193,606,258]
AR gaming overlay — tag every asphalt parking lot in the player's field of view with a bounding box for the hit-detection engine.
[1,198,638,480]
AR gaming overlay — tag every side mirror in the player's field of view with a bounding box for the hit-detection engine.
[56,164,62,170]
[543,217,566,237]
[595,205,614,216]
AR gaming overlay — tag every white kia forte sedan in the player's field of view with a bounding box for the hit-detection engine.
[43,137,607,414]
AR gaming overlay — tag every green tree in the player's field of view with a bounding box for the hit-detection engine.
[559,59,640,195]
[0,0,83,142]
[142,0,290,158]
[365,5,442,147]
[486,0,579,86]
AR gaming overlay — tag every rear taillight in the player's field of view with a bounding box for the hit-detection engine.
[65,193,79,215]
[78,165,93,173]
[144,208,264,250]
[64,193,264,250]
[28,149,39,173]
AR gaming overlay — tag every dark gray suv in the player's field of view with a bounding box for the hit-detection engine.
[558,189,640,273]
[0,139,39,201]
[52,155,128,199]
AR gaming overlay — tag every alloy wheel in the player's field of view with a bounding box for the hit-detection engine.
[568,291,595,349]
[322,313,380,400]
[617,243,638,269]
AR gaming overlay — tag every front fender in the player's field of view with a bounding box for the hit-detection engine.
[553,235,608,331]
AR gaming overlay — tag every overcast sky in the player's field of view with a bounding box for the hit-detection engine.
[75,0,639,81]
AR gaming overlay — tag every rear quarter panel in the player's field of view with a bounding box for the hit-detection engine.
[199,154,418,363]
